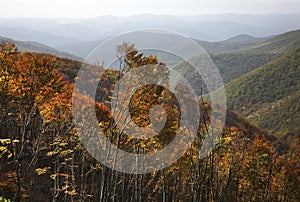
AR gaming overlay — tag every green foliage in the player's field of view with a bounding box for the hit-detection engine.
[0,195,11,202]
[257,90,300,135]
[224,46,300,135]
[211,52,275,83]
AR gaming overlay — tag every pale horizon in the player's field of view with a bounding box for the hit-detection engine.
[1,12,300,20]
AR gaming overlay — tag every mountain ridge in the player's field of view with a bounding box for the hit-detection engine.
[0,35,82,61]
[1,14,300,46]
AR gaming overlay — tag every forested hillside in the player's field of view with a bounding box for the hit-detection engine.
[0,42,299,201]
[225,46,300,135]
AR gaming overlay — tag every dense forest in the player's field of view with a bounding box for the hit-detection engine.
[225,46,300,135]
[0,37,299,202]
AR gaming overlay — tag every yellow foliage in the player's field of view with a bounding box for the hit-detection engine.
[64,189,77,196]
[35,167,51,175]
[0,139,11,145]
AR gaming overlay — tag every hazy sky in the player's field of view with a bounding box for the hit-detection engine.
[1,0,300,18]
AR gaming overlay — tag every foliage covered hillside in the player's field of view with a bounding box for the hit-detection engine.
[0,42,299,202]
[225,46,300,135]
[211,52,275,83]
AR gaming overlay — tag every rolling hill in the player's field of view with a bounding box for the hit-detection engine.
[195,34,270,54]
[243,29,300,55]
[0,35,82,61]
[0,26,82,47]
[223,34,269,43]
[224,46,300,135]
[56,33,270,58]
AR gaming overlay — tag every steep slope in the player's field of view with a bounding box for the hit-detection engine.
[225,46,300,135]
[0,35,82,61]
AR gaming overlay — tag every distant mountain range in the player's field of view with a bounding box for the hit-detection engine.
[57,34,270,58]
[1,13,300,53]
